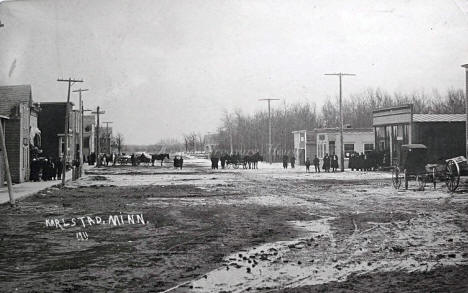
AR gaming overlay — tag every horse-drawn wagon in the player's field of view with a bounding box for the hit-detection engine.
[391,144,446,190]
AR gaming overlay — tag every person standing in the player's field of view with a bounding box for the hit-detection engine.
[313,155,320,172]
[305,157,311,173]
[349,152,355,171]
[323,153,330,172]
[290,155,296,168]
[56,158,63,180]
[220,153,226,169]
[358,152,365,171]
[282,154,289,169]
[331,154,339,172]
[179,156,183,170]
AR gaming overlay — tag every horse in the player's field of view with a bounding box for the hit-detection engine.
[138,153,152,165]
[249,152,263,169]
[242,155,250,169]
[151,153,170,166]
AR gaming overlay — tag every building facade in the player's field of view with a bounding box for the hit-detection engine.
[38,102,81,165]
[373,104,465,165]
[83,115,95,161]
[293,127,374,168]
[0,85,40,183]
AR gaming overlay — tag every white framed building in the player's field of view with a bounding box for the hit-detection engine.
[293,127,374,168]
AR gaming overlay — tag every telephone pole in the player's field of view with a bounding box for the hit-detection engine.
[102,121,113,154]
[72,88,88,177]
[324,72,356,172]
[92,107,105,166]
[259,98,280,164]
[57,78,83,186]
[462,64,468,158]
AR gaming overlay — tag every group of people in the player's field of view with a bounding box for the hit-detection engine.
[323,153,339,172]
[305,154,339,173]
[282,155,296,169]
[30,157,64,181]
[305,155,321,173]
[349,152,375,171]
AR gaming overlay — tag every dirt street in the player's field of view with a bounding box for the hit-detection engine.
[1,156,467,292]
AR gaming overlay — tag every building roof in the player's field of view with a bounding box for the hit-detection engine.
[292,127,373,134]
[0,85,32,117]
[372,104,412,114]
[413,114,465,122]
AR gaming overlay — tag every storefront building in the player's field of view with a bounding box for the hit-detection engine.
[373,104,465,165]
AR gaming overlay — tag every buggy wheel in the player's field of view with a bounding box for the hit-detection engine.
[392,166,402,189]
[233,163,239,169]
[446,160,460,192]
[226,163,231,169]
[416,175,425,191]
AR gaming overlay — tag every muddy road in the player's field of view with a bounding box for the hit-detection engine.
[1,156,467,292]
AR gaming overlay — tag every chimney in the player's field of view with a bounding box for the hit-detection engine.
[462,64,468,158]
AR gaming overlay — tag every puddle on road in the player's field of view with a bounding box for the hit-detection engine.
[182,215,468,293]
[186,218,334,292]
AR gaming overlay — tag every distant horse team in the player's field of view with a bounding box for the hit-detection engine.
[211,152,264,170]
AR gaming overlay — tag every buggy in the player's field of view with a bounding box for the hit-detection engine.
[391,144,445,190]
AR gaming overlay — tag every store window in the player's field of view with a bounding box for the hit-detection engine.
[344,144,354,158]
[364,143,374,153]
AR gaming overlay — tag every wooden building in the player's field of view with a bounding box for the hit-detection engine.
[0,85,40,183]
[293,127,374,167]
[38,102,81,164]
[373,104,465,165]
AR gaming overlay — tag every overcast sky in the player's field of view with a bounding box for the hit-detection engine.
[1,0,468,144]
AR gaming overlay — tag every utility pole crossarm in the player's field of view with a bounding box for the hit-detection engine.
[91,107,105,166]
[72,88,89,177]
[57,77,84,186]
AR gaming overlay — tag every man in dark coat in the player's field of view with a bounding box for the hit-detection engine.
[283,155,289,169]
[305,157,311,173]
[290,156,296,168]
[220,153,226,169]
[323,154,330,172]
[313,155,320,172]
[56,159,63,180]
[174,156,179,168]
[358,153,365,171]
[349,152,355,171]
[331,154,338,172]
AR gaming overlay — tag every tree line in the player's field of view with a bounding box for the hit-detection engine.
[212,88,465,159]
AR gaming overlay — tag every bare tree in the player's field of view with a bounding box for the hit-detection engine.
[114,133,125,154]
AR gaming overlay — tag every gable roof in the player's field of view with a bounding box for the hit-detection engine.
[0,85,32,118]
[413,114,465,122]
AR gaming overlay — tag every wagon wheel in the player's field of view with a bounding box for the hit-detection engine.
[391,166,402,189]
[226,162,232,169]
[233,163,239,169]
[446,160,460,192]
[416,175,425,191]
